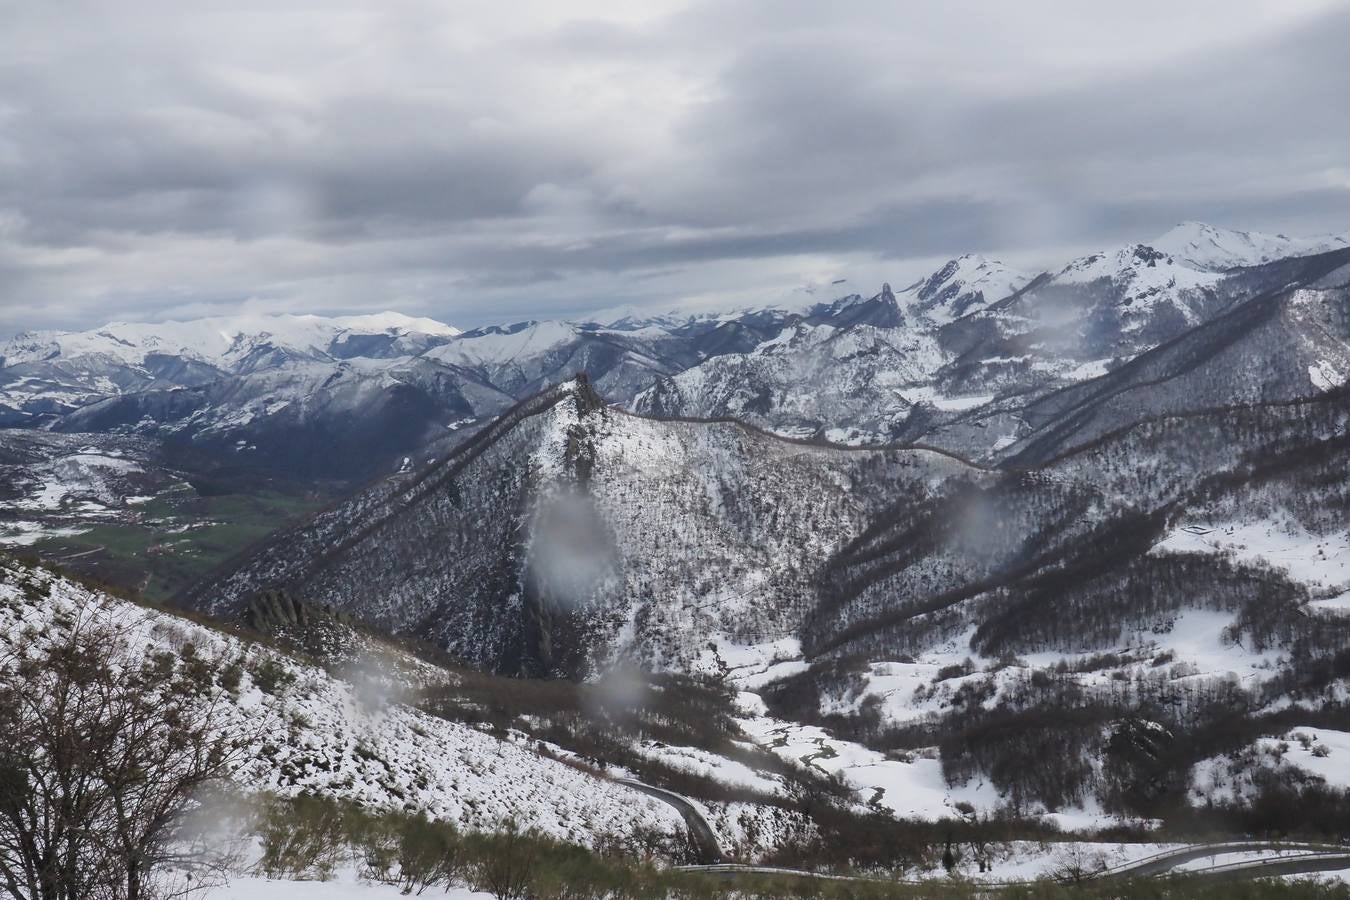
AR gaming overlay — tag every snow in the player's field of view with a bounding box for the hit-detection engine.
[716,610,1274,832]
[0,520,91,545]
[7,450,152,515]
[206,870,487,900]
[0,562,690,849]
[1133,608,1280,681]
[1055,244,1220,330]
[1064,358,1113,381]
[424,320,579,368]
[2,311,459,370]
[1253,728,1350,788]
[738,711,993,821]
[897,386,994,411]
[903,255,1033,323]
[1171,848,1332,873]
[1152,221,1350,273]
[330,312,461,337]
[632,742,786,797]
[1193,727,1350,811]
[1153,515,1350,594]
[1284,868,1350,885]
[1309,359,1347,392]
[719,640,1008,823]
[970,840,1182,883]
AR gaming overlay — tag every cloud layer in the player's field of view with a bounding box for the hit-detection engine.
[1,0,1347,333]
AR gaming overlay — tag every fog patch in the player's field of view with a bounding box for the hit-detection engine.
[335,652,411,717]
[584,660,651,730]
[526,486,618,612]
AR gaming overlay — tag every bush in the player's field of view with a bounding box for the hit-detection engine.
[392,812,462,895]
[256,794,346,880]
[252,656,297,696]
[465,820,538,900]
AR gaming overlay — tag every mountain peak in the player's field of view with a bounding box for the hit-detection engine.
[330,311,461,337]
[905,255,1031,323]
[1151,221,1348,272]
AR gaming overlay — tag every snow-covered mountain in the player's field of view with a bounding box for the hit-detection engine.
[194,341,1350,827]
[191,377,970,675]
[640,225,1350,453]
[1152,220,1350,272]
[905,255,1033,323]
[0,311,473,472]
[4,221,1348,476]
[1,311,460,370]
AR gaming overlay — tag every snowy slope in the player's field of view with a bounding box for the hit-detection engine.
[1153,221,1350,272]
[904,255,1033,323]
[423,320,580,370]
[1193,727,1350,804]
[635,317,946,442]
[0,557,692,852]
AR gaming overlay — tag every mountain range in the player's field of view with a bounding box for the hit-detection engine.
[6,222,1348,484]
[7,220,1350,832]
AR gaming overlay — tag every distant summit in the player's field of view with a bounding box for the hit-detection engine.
[1151,221,1350,272]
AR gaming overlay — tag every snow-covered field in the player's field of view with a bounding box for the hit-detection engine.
[0,519,92,545]
[206,871,488,900]
[1154,516,1350,596]
[1194,727,1350,803]
[719,640,1006,824]
[714,616,1289,833]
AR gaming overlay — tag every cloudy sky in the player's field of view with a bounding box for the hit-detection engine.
[1,0,1347,335]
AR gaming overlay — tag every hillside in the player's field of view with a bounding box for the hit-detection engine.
[192,377,974,676]
[0,557,693,850]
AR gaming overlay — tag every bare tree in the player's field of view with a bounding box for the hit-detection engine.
[0,611,241,900]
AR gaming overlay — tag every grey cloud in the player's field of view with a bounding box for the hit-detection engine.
[0,0,1346,333]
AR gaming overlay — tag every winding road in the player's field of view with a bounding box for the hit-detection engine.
[619,777,1350,886]
[616,778,725,864]
[1099,841,1346,879]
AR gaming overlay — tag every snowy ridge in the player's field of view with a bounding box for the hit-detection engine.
[2,311,460,370]
[1153,221,1350,273]
[904,254,1032,323]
